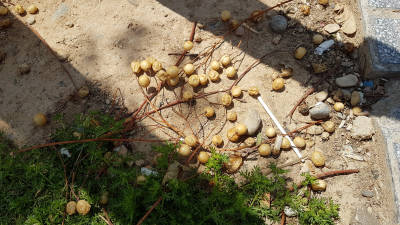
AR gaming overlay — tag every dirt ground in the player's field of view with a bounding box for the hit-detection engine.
[0,0,397,224]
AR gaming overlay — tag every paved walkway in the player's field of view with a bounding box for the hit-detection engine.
[359,0,400,77]
[373,80,400,223]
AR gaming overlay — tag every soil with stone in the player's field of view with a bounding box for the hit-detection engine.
[0,0,397,224]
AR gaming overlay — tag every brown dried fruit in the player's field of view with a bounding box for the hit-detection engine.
[225,155,242,173]
[76,200,91,215]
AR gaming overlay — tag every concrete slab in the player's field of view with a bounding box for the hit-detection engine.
[373,79,400,223]
[359,0,400,77]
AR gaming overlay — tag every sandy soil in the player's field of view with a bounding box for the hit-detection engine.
[0,0,397,224]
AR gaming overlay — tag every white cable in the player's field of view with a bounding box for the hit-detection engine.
[257,96,304,161]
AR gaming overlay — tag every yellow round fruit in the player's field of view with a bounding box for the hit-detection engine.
[220,55,231,67]
[311,151,325,167]
[313,34,324,44]
[248,86,259,96]
[166,66,180,78]
[293,137,306,148]
[322,121,335,133]
[221,10,231,21]
[244,137,255,147]
[235,123,248,136]
[0,6,8,16]
[227,127,240,142]
[311,179,327,191]
[272,147,281,156]
[167,77,179,87]
[78,86,89,98]
[183,63,195,75]
[66,201,77,215]
[221,94,232,107]
[231,19,239,29]
[318,0,329,6]
[76,200,91,215]
[15,5,25,15]
[185,135,198,147]
[34,113,47,126]
[183,91,193,101]
[178,144,192,156]
[208,70,220,82]
[333,102,344,112]
[227,111,237,122]
[210,60,221,71]
[27,5,38,14]
[212,135,223,147]
[272,78,285,91]
[281,137,290,149]
[198,151,210,164]
[130,61,141,74]
[188,74,200,87]
[294,47,307,59]
[264,127,276,138]
[199,74,208,85]
[136,175,146,184]
[280,67,293,78]
[225,66,236,78]
[138,75,150,87]
[140,60,151,71]
[183,41,194,51]
[156,70,168,81]
[204,106,215,118]
[231,86,242,98]
[152,60,163,72]
[258,144,271,156]
[300,4,310,16]
[145,57,156,66]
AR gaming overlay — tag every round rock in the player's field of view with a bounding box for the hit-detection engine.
[335,74,358,87]
[309,102,331,120]
[269,15,287,33]
[243,109,261,135]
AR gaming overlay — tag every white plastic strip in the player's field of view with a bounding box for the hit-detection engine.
[257,96,303,161]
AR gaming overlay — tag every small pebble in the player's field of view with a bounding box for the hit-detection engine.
[284,206,297,217]
[335,74,358,87]
[18,63,30,74]
[324,24,340,33]
[309,102,331,120]
[315,90,328,102]
[269,15,287,33]
[321,132,330,140]
[26,17,35,25]
[362,190,375,198]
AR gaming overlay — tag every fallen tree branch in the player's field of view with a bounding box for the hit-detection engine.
[136,196,163,225]
[315,169,360,179]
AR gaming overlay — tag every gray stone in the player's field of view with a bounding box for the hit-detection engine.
[324,23,340,33]
[335,74,358,87]
[284,206,297,217]
[269,15,287,33]
[315,90,329,102]
[243,109,261,135]
[113,145,128,156]
[362,190,375,198]
[309,102,331,120]
[368,0,400,8]
[52,3,69,22]
[26,17,35,25]
[351,116,375,140]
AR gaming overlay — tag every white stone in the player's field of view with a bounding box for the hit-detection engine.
[243,109,261,135]
[324,23,340,33]
[351,116,375,140]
